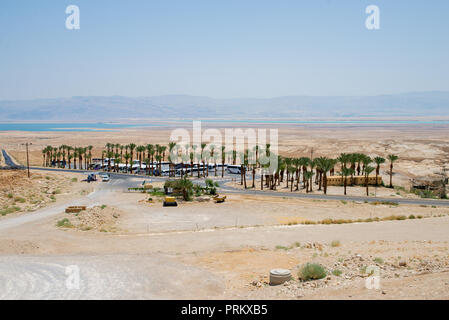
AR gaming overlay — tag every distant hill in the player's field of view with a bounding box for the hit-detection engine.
[1,92,448,121]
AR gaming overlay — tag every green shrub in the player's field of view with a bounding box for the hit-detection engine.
[100,205,107,209]
[14,197,26,203]
[0,206,21,216]
[408,214,416,219]
[71,178,78,182]
[7,193,13,199]
[332,269,342,276]
[330,240,341,247]
[56,218,73,228]
[373,257,384,264]
[298,263,327,281]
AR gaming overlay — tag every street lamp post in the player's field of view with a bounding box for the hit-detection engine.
[21,142,32,178]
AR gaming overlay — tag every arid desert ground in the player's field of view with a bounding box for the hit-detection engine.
[1,123,449,299]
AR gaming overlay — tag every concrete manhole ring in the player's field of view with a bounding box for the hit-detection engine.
[269,268,292,285]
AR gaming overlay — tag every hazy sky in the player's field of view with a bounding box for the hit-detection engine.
[1,0,448,100]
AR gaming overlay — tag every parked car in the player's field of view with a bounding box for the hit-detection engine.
[100,173,110,182]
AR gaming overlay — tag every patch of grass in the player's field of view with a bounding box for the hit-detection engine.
[56,218,73,228]
[330,240,341,247]
[100,204,107,209]
[45,176,51,180]
[298,263,327,281]
[7,193,13,199]
[373,257,384,264]
[52,189,61,195]
[408,214,416,219]
[293,242,301,247]
[413,189,437,199]
[360,265,367,274]
[303,220,317,225]
[370,201,399,206]
[332,269,342,276]
[149,189,165,197]
[71,178,78,182]
[14,197,26,203]
[0,206,21,216]
[340,200,347,205]
[50,195,56,201]
[275,245,289,251]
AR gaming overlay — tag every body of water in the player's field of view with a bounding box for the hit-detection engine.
[1,120,449,132]
[0,123,150,132]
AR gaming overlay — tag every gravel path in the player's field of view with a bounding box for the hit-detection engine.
[0,254,224,299]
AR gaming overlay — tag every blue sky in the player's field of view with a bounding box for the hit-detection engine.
[0,0,448,100]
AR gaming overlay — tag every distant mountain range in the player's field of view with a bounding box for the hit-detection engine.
[1,91,448,121]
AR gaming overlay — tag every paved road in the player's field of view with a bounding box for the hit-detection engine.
[25,166,449,207]
[1,149,22,169]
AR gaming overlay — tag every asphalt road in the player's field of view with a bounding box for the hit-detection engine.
[1,149,447,207]
[26,165,449,207]
[1,149,22,169]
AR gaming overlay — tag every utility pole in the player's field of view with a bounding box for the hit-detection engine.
[21,142,32,178]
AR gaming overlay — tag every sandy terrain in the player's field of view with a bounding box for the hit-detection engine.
[1,123,449,299]
[226,179,423,199]
[0,170,91,219]
[0,170,448,299]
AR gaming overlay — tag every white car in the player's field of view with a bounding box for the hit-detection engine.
[100,174,110,182]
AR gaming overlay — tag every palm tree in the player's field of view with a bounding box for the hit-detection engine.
[128,143,136,173]
[67,146,73,169]
[373,156,385,186]
[73,148,78,169]
[341,167,354,195]
[221,146,226,178]
[124,153,131,172]
[303,170,313,193]
[209,145,216,177]
[168,142,177,177]
[144,158,151,175]
[298,157,309,189]
[284,157,292,188]
[106,151,114,171]
[87,145,93,169]
[178,176,193,201]
[114,152,120,172]
[364,166,375,196]
[155,154,162,175]
[316,157,337,195]
[309,159,316,192]
[77,147,84,170]
[200,143,207,177]
[68,153,74,170]
[137,145,145,171]
[146,144,155,176]
[288,166,295,192]
[387,154,399,188]
[348,153,358,185]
